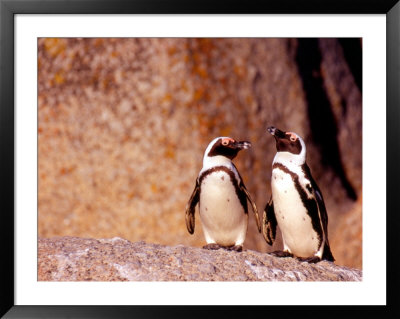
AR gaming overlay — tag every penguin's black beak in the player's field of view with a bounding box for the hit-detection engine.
[234,141,252,150]
[267,126,286,139]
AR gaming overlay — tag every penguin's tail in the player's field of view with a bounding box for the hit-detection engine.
[322,243,335,262]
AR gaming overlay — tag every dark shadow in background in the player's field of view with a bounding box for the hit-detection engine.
[295,38,359,201]
[338,38,362,92]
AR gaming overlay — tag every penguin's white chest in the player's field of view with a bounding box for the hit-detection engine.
[271,168,319,257]
[199,170,248,246]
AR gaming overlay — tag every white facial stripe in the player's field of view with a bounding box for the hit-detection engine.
[298,136,306,159]
[204,137,223,159]
[273,134,306,166]
[203,136,231,163]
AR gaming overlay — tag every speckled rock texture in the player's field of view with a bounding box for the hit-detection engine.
[38,38,362,269]
[38,237,362,281]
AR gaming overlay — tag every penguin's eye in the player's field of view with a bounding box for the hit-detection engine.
[290,136,296,142]
[222,140,229,146]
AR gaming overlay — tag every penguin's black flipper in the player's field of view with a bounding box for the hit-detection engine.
[240,182,261,232]
[185,179,200,234]
[302,163,335,262]
[322,242,335,262]
[262,196,277,245]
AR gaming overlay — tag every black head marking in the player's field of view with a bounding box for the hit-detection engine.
[267,126,302,155]
[208,138,251,160]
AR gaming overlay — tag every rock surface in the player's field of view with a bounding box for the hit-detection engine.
[38,236,362,282]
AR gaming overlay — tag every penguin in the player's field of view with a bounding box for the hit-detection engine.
[185,137,261,252]
[262,126,335,263]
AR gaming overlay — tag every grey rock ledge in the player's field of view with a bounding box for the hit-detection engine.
[38,236,362,281]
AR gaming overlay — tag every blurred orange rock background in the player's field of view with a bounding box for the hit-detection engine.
[38,38,362,269]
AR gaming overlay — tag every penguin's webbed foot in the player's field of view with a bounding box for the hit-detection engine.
[297,256,321,263]
[270,250,293,258]
[203,243,222,250]
[226,245,243,252]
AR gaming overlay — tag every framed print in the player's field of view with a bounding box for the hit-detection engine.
[1,0,399,318]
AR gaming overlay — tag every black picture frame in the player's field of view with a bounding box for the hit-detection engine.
[1,0,399,318]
